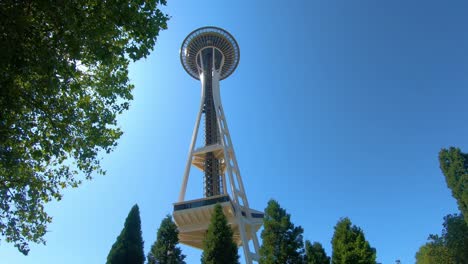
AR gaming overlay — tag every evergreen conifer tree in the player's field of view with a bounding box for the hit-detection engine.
[305,240,330,264]
[331,217,376,264]
[201,204,239,264]
[107,204,145,264]
[147,215,186,264]
[259,199,304,264]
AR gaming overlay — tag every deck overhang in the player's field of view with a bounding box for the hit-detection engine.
[173,195,263,249]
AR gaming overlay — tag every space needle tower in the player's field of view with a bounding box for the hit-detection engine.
[173,27,263,263]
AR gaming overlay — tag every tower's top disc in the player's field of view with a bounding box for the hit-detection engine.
[180,26,240,80]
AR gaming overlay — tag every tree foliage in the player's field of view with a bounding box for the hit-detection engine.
[147,215,185,264]
[259,199,304,264]
[439,147,468,224]
[107,204,145,264]
[415,240,453,264]
[415,214,468,264]
[331,217,376,264]
[0,0,168,254]
[201,204,239,264]
[305,240,330,264]
[443,213,468,263]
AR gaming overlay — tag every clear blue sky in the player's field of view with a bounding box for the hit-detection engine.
[2,1,468,263]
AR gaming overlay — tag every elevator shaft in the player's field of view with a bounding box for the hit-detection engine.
[200,48,222,197]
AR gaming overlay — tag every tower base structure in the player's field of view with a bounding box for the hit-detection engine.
[173,195,263,249]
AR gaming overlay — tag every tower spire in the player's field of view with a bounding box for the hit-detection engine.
[173,27,263,264]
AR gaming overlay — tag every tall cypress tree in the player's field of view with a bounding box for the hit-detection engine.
[259,199,304,264]
[201,204,239,264]
[147,215,186,264]
[107,204,145,264]
[305,240,330,264]
[331,217,376,264]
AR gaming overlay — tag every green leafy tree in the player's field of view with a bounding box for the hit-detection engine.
[259,199,304,264]
[415,214,468,264]
[147,215,186,264]
[0,0,168,254]
[439,147,468,224]
[201,204,239,264]
[331,217,376,264]
[443,214,468,263]
[305,240,330,264]
[107,204,145,264]
[415,236,454,264]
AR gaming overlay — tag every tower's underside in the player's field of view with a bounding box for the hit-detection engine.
[173,195,263,249]
[180,26,240,80]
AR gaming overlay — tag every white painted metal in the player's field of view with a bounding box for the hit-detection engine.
[178,75,206,202]
[211,69,261,262]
